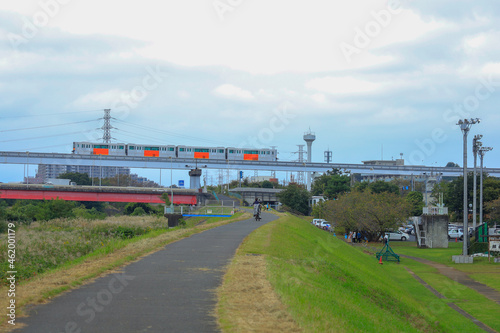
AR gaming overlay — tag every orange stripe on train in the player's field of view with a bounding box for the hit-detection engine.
[93,148,109,155]
[194,152,210,159]
[144,150,160,157]
[244,154,259,161]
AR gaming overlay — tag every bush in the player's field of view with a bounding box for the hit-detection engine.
[0,220,8,234]
[131,207,146,216]
[124,202,155,215]
[469,241,489,255]
[73,207,107,220]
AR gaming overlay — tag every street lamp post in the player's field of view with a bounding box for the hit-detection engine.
[472,135,483,230]
[479,146,493,226]
[457,118,480,256]
[170,157,174,212]
[423,172,428,207]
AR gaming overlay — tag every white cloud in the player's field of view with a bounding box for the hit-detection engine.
[71,89,126,108]
[310,93,327,105]
[481,62,500,75]
[305,76,381,95]
[177,90,190,100]
[464,33,486,49]
[213,84,254,100]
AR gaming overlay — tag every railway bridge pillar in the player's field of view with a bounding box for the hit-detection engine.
[189,168,202,190]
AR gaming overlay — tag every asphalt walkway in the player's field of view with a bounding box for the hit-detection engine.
[14,212,277,333]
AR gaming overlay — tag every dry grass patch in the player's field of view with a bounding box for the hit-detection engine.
[217,253,302,333]
[0,212,250,332]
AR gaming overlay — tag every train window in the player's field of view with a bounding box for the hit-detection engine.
[194,148,209,153]
[93,145,109,149]
[119,146,124,149]
[129,146,135,150]
[169,147,175,151]
[229,150,234,154]
[218,149,224,153]
[145,147,160,151]
[244,150,258,155]
[180,148,185,152]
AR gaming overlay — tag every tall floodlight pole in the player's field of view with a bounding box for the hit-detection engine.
[472,135,483,230]
[457,118,480,256]
[170,157,174,212]
[479,146,493,226]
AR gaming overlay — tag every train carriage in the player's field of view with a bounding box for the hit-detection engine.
[73,142,277,161]
[226,147,277,161]
[73,142,127,156]
[177,145,226,159]
[127,144,176,158]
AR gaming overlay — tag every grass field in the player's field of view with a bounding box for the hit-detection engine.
[373,240,500,294]
[219,214,499,332]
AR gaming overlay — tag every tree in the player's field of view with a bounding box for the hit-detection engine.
[485,198,500,222]
[369,180,399,194]
[325,191,410,241]
[446,162,460,167]
[353,180,399,194]
[58,172,92,185]
[434,173,500,220]
[277,184,311,215]
[261,180,274,189]
[311,168,350,199]
[406,191,424,216]
[161,193,171,206]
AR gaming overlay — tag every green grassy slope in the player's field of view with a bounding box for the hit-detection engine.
[239,214,483,333]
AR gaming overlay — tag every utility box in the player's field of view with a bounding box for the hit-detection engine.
[416,214,449,248]
[164,214,183,228]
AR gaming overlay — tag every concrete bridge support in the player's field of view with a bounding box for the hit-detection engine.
[189,168,202,189]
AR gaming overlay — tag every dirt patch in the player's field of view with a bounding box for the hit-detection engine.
[217,253,302,332]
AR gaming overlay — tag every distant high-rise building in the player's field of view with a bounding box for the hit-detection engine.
[37,164,130,182]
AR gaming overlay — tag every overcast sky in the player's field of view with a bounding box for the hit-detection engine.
[0,0,499,185]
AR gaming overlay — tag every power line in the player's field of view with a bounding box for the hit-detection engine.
[4,143,72,152]
[0,131,83,143]
[113,119,229,146]
[0,119,100,133]
[0,110,103,119]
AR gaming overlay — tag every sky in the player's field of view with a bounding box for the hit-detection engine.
[0,0,499,186]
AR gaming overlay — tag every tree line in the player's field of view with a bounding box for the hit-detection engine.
[276,168,500,241]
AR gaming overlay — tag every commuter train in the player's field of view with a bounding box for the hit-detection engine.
[73,142,278,161]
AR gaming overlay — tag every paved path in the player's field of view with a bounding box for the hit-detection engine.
[14,212,277,333]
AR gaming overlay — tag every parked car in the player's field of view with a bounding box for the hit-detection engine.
[319,221,331,230]
[448,229,464,240]
[399,225,414,235]
[384,231,409,241]
[312,219,326,227]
